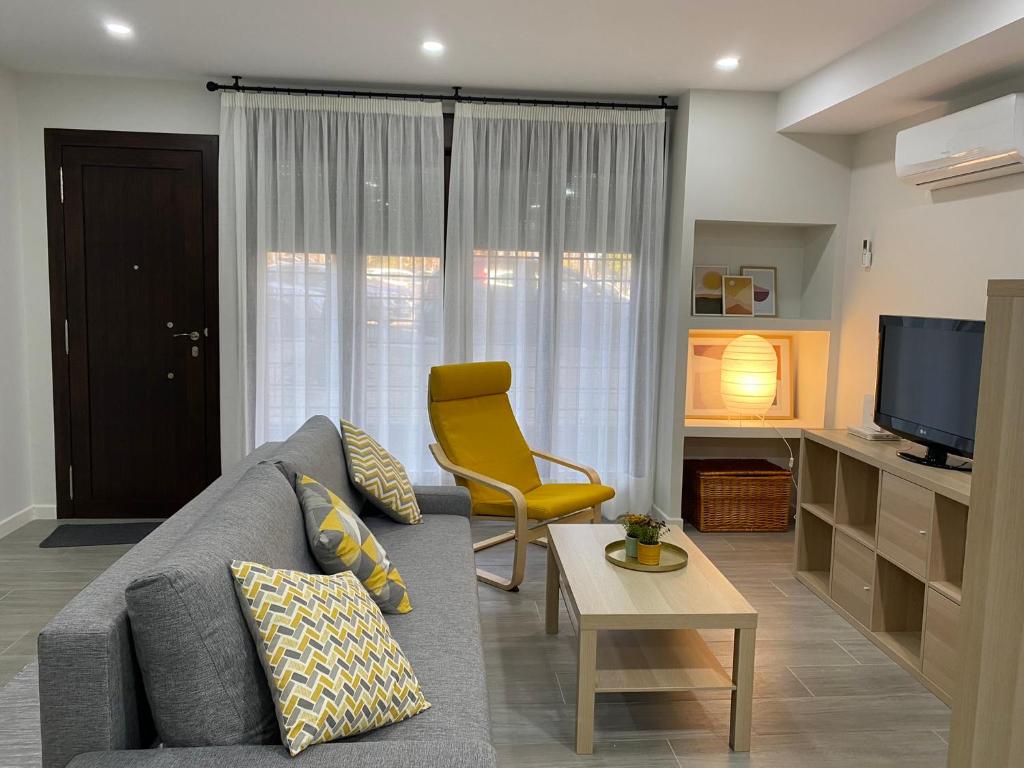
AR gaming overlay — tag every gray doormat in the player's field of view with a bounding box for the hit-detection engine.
[39,522,161,548]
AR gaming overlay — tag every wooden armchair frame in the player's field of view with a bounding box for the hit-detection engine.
[429,443,603,591]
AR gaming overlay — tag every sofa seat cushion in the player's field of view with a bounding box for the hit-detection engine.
[349,514,491,747]
[125,464,319,748]
[474,481,615,520]
[65,740,498,768]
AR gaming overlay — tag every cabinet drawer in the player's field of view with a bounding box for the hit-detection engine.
[923,587,960,697]
[877,473,932,577]
[831,531,874,627]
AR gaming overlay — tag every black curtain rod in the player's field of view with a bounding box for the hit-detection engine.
[205,77,677,111]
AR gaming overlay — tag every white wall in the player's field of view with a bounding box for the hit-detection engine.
[834,84,1024,428]
[654,95,690,517]
[0,70,35,532]
[12,72,220,507]
[654,90,853,519]
[13,72,1020,518]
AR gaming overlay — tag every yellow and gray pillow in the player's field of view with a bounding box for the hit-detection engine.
[230,561,430,756]
[295,474,411,614]
[340,419,421,524]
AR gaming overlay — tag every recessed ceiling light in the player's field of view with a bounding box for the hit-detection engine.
[421,40,445,55]
[104,20,134,39]
[715,56,740,71]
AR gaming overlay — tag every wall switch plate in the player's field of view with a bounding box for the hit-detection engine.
[861,238,872,269]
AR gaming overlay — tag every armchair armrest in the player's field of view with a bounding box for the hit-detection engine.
[530,449,602,484]
[428,444,528,527]
[412,485,471,518]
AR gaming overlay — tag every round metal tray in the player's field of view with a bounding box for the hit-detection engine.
[604,540,688,572]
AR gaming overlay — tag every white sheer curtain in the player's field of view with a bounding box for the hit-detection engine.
[220,93,445,482]
[445,103,667,518]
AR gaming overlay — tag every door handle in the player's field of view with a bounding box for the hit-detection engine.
[172,331,201,341]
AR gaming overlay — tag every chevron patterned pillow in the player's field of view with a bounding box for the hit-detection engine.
[340,419,422,524]
[230,561,430,756]
[294,473,412,614]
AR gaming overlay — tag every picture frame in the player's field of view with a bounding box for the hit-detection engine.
[692,265,727,316]
[741,266,778,317]
[722,275,754,316]
[685,333,794,419]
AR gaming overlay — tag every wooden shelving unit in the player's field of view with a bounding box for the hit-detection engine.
[799,437,837,510]
[929,495,968,606]
[835,452,878,547]
[874,555,925,666]
[793,429,970,705]
[795,506,833,598]
[930,580,962,605]
[801,502,834,524]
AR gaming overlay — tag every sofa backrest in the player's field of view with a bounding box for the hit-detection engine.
[37,415,351,768]
[271,415,363,511]
[37,440,280,768]
[125,462,317,748]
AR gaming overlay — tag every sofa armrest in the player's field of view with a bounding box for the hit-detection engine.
[67,741,497,768]
[412,485,471,517]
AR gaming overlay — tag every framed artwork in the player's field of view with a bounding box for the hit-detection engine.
[692,265,726,316]
[722,275,754,316]
[685,334,794,419]
[742,266,778,317]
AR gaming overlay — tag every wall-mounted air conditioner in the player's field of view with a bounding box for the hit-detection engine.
[895,93,1024,190]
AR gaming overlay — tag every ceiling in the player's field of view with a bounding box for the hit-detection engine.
[0,0,938,96]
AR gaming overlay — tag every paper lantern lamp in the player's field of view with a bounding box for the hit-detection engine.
[720,334,779,415]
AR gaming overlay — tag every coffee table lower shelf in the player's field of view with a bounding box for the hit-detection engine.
[594,628,735,694]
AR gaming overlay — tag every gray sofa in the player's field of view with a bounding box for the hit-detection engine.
[38,416,496,768]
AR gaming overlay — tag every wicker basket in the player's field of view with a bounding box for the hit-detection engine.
[683,459,792,532]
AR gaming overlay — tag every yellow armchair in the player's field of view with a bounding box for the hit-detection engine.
[428,361,615,590]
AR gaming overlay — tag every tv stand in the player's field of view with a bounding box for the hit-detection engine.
[794,429,971,706]
[898,445,972,472]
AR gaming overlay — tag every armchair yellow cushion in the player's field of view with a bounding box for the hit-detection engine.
[475,482,616,520]
[428,362,542,504]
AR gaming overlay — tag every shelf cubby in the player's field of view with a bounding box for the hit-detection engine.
[873,556,926,668]
[798,438,837,522]
[834,454,879,549]
[929,496,968,605]
[796,507,833,597]
[691,219,837,321]
[683,329,831,432]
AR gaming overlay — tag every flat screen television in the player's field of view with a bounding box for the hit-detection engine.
[874,315,985,472]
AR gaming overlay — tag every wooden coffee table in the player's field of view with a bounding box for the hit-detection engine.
[545,523,758,755]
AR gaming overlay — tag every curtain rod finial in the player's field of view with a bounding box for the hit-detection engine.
[205,81,219,92]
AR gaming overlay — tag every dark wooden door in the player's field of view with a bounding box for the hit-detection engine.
[46,130,219,518]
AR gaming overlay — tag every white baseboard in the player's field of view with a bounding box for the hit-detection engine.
[651,504,683,523]
[0,504,57,540]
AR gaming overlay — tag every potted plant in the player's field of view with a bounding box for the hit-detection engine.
[634,516,668,566]
[621,514,648,559]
